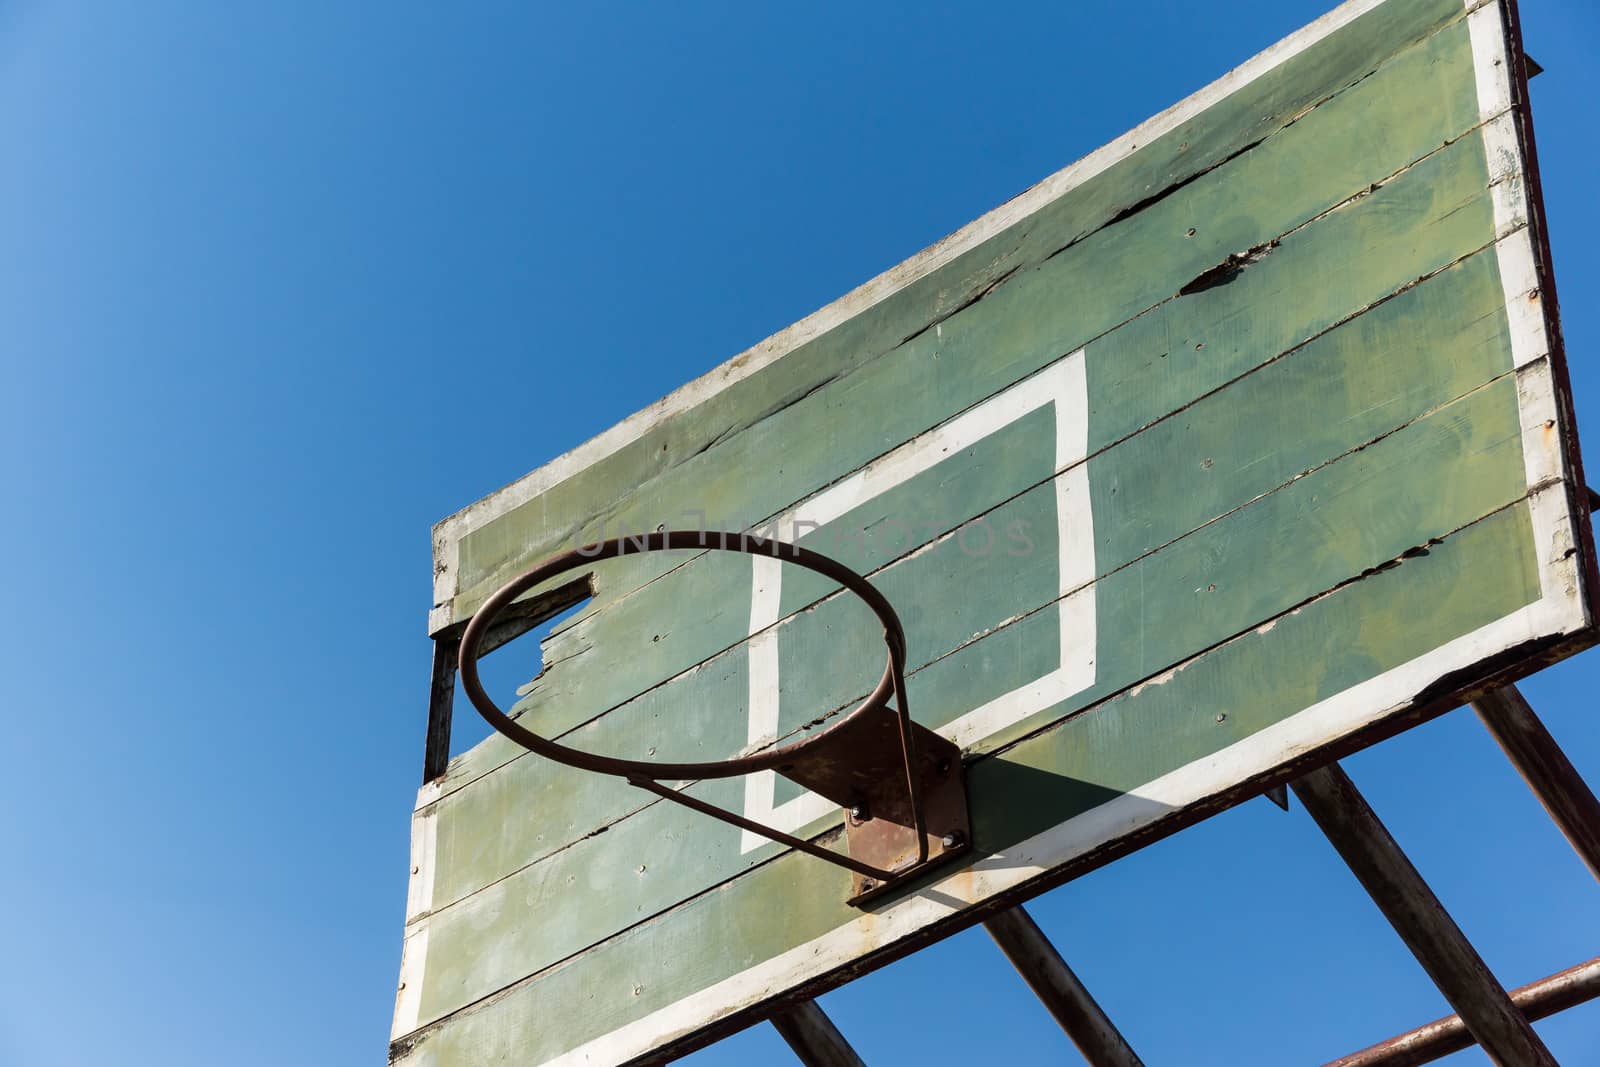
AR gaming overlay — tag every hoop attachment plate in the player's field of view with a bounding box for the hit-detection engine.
[775,705,969,904]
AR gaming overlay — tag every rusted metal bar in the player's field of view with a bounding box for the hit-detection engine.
[422,638,458,783]
[1470,684,1600,882]
[624,775,894,882]
[982,906,1145,1067]
[769,1000,866,1067]
[1291,763,1557,1067]
[1322,956,1600,1067]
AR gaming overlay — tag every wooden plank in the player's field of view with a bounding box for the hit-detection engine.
[423,639,457,784]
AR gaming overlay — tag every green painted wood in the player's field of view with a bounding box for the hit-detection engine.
[424,246,1516,917]
[399,502,1543,1066]
[438,101,1501,801]
[442,0,1472,630]
[414,373,1530,1027]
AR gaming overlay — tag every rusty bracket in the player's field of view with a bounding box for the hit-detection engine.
[778,703,970,905]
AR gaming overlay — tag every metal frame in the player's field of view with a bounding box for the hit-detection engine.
[983,906,1146,1067]
[1471,685,1600,881]
[769,1001,867,1067]
[1292,762,1559,1066]
[1324,956,1600,1067]
[455,529,970,899]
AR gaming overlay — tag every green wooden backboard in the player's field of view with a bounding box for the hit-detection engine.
[393,0,1596,1062]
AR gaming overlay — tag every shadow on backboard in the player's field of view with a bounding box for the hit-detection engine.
[893,755,1171,911]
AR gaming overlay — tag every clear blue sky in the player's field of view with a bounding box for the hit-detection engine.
[3,2,1597,1064]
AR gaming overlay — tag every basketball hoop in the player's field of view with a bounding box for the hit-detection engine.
[457,529,970,904]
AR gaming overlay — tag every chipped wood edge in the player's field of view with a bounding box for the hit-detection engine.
[394,808,437,1038]
[1469,0,1591,622]
[427,0,1401,635]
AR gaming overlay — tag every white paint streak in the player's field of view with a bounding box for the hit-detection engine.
[1468,0,1585,619]
[392,923,430,1042]
[405,807,439,925]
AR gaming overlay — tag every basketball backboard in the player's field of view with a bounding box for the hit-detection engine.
[393,0,1596,1063]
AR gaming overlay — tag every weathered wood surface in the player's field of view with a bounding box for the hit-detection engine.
[434,12,1504,800]
[394,1,1595,1063]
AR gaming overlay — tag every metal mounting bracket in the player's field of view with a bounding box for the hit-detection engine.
[777,706,971,905]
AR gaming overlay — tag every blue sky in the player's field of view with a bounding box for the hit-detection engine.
[3,2,1597,1064]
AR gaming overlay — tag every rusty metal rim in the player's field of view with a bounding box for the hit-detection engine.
[457,529,927,881]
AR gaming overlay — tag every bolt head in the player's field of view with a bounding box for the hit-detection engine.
[941,831,965,849]
[1216,712,1227,723]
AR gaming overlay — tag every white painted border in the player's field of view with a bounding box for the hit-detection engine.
[393,809,437,1039]
[1467,0,1580,586]
[428,0,1400,634]
[739,353,1096,851]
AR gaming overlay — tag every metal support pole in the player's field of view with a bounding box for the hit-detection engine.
[982,906,1145,1067]
[770,1000,867,1067]
[1470,684,1600,882]
[1322,956,1600,1067]
[1291,763,1557,1067]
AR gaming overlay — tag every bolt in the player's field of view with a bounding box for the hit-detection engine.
[941,831,965,849]
[411,865,419,875]
[860,879,877,891]
[1216,713,1227,723]
[936,757,952,775]
[850,803,868,822]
